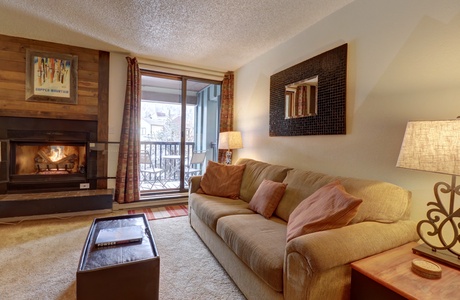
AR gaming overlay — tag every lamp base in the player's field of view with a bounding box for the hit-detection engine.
[225,150,232,165]
[412,243,460,270]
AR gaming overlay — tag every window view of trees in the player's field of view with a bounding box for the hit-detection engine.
[140,101,195,142]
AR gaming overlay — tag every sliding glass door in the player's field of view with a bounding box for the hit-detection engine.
[140,72,221,195]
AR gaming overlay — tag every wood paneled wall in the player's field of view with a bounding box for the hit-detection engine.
[0,34,110,189]
[0,34,109,125]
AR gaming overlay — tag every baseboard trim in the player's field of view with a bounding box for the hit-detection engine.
[113,198,188,210]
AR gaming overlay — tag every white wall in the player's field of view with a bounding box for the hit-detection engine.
[109,53,128,143]
[234,0,460,221]
[107,52,127,189]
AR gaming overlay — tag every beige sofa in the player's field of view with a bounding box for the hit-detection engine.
[188,158,418,299]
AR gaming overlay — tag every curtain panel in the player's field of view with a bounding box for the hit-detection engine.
[218,71,234,163]
[115,57,141,203]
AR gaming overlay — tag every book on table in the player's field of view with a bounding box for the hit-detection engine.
[95,225,144,247]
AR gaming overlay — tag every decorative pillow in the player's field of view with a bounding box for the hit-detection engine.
[249,179,287,218]
[286,180,363,242]
[197,161,246,199]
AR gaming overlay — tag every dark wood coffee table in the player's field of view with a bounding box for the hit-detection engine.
[76,213,159,300]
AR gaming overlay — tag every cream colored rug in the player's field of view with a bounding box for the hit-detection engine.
[0,212,245,300]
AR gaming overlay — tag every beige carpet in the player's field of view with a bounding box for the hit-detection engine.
[0,212,245,300]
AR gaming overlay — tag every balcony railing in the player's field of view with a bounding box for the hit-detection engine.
[140,141,197,191]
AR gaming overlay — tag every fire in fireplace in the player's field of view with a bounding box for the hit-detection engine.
[0,116,99,194]
[15,143,87,175]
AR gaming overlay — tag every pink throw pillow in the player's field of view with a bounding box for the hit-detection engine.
[249,179,287,218]
[286,180,363,242]
[197,161,246,199]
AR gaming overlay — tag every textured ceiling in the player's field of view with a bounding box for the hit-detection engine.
[0,0,354,71]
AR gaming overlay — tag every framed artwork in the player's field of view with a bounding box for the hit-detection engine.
[25,49,78,104]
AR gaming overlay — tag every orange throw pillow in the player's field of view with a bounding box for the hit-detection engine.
[197,161,246,199]
[286,181,363,242]
[249,179,287,218]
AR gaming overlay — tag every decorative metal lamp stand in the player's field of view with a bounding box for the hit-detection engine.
[397,119,460,269]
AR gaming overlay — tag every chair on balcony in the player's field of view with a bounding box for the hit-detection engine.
[185,152,207,183]
[139,150,164,189]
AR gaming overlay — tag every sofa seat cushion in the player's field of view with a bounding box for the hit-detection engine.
[216,214,286,292]
[189,193,254,231]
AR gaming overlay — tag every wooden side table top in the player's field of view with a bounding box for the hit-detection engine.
[351,242,460,300]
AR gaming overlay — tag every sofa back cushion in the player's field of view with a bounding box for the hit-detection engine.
[276,169,411,224]
[236,158,292,202]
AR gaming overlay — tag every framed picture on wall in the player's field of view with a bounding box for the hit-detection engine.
[25,49,78,104]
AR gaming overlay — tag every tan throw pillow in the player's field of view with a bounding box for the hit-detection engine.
[286,180,363,242]
[197,161,246,199]
[249,179,287,218]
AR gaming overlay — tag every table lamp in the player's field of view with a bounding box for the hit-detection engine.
[396,119,460,268]
[218,131,243,165]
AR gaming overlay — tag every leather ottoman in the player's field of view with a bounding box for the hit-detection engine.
[76,214,159,300]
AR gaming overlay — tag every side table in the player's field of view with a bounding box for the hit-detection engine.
[76,213,159,300]
[351,242,460,300]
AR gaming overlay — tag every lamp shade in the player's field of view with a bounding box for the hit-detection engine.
[218,131,243,150]
[396,120,460,176]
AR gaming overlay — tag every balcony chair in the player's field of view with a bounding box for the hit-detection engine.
[139,150,164,189]
[185,152,207,183]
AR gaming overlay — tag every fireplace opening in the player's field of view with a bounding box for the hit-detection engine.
[14,143,87,175]
[7,140,90,193]
[0,117,99,194]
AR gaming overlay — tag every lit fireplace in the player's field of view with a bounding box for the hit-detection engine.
[15,144,87,175]
[0,116,100,194]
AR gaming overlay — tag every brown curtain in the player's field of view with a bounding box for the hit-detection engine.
[115,57,141,203]
[218,71,234,163]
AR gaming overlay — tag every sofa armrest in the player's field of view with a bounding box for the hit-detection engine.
[284,220,418,299]
[188,175,202,194]
[286,220,418,272]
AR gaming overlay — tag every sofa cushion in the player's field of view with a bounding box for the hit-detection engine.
[286,181,363,242]
[189,193,254,231]
[339,177,412,224]
[276,169,411,223]
[197,161,246,199]
[236,158,292,202]
[276,170,332,222]
[248,179,287,218]
[216,214,286,292]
